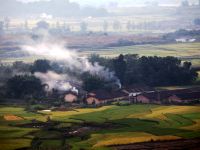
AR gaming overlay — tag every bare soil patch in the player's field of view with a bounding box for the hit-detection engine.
[4,114,24,121]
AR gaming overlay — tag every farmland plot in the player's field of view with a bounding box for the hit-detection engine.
[0,105,200,150]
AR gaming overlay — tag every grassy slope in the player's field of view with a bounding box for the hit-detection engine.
[0,105,200,150]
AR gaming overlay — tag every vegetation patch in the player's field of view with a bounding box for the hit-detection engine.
[93,134,181,147]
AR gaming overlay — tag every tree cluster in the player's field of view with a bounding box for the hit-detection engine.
[89,54,198,87]
[0,54,198,100]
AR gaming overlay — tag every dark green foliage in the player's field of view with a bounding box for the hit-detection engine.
[135,56,197,86]
[113,54,127,85]
[12,61,31,73]
[82,72,106,92]
[31,59,51,73]
[6,75,44,99]
[89,54,113,70]
[163,29,200,41]
[90,55,198,87]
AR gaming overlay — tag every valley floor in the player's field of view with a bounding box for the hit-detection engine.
[0,104,200,150]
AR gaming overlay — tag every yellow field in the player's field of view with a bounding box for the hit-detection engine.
[39,105,113,121]
[1,105,200,150]
[128,106,200,120]
[182,119,200,131]
[93,132,181,147]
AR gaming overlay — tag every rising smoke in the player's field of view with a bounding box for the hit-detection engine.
[21,36,120,92]
[34,71,73,91]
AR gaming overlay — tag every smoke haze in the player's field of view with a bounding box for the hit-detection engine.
[21,35,120,91]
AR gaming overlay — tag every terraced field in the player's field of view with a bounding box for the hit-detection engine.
[0,105,200,150]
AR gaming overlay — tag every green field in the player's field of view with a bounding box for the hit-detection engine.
[85,42,200,67]
[0,104,200,150]
[1,42,200,67]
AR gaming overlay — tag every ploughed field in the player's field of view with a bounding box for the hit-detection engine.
[0,105,200,150]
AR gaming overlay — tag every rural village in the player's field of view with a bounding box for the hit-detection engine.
[0,0,200,150]
[49,85,200,108]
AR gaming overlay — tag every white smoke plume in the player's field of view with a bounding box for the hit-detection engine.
[23,42,116,79]
[21,36,120,91]
[34,71,72,91]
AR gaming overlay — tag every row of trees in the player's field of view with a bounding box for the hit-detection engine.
[1,19,179,34]
[0,55,198,99]
[89,54,198,87]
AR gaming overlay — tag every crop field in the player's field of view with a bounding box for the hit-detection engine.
[85,42,200,67]
[1,42,200,67]
[0,105,200,150]
[89,42,200,57]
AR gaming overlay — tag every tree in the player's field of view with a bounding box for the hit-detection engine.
[6,75,44,99]
[13,61,31,73]
[4,17,10,30]
[113,54,127,85]
[82,72,105,91]
[126,21,132,31]
[36,20,49,30]
[24,20,28,30]
[181,0,189,7]
[194,18,200,26]
[103,20,108,32]
[0,21,4,35]
[56,21,60,29]
[80,22,88,32]
[183,61,192,70]
[113,20,121,31]
[89,54,113,70]
[31,59,51,73]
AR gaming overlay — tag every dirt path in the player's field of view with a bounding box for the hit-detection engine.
[114,138,200,150]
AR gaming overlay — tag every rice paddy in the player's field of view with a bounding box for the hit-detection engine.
[0,104,200,150]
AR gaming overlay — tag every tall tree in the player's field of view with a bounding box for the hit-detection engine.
[113,54,127,85]
[80,22,88,32]
[6,75,44,99]
[31,59,51,73]
[82,72,105,91]
[103,20,108,32]
[113,20,121,31]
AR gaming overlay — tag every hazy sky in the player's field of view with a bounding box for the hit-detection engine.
[17,0,199,6]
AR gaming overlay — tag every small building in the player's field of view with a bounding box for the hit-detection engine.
[64,91,78,103]
[175,38,196,43]
[86,90,128,105]
[136,90,179,104]
[123,86,155,103]
[136,92,163,104]
[137,88,200,104]
[168,92,200,104]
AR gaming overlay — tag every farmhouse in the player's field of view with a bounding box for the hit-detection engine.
[136,88,200,104]
[123,86,156,103]
[86,90,128,105]
[168,92,200,104]
[64,91,78,103]
[175,38,196,43]
[136,92,166,104]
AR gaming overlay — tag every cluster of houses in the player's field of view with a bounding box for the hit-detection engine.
[175,38,196,43]
[63,86,200,105]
